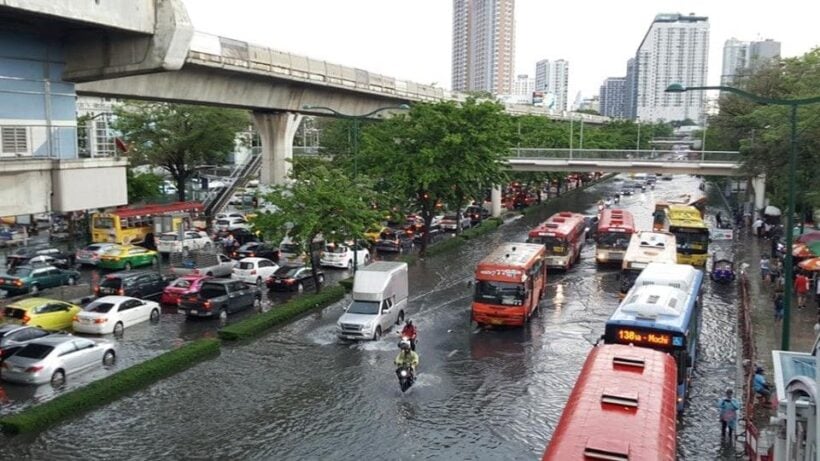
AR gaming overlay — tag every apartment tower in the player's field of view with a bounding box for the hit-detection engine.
[451,0,515,95]
[634,13,710,122]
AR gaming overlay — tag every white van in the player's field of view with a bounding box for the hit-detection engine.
[337,261,408,341]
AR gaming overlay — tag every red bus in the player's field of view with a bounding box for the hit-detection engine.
[527,212,586,270]
[595,209,636,265]
[543,344,677,461]
[472,242,547,327]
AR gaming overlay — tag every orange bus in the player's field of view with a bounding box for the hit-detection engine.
[472,242,547,327]
[527,212,586,270]
[542,344,677,461]
[595,209,635,265]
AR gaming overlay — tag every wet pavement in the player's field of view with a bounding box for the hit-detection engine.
[0,175,741,460]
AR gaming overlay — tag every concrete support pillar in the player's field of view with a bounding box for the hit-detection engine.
[751,174,767,212]
[253,111,303,186]
[491,186,502,218]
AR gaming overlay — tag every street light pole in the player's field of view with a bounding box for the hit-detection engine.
[666,83,820,350]
[302,104,410,273]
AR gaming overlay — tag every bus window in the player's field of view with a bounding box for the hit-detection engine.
[474,281,524,306]
[532,236,567,255]
[95,217,115,229]
[596,232,630,250]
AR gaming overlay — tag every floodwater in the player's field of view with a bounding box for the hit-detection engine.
[0,175,739,460]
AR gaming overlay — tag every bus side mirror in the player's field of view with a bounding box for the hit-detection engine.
[686,356,693,367]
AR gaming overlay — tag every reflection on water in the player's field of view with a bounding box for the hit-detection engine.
[0,175,738,460]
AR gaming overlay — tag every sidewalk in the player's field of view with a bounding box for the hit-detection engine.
[739,225,817,439]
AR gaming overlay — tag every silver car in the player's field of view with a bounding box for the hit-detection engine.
[0,324,51,361]
[0,335,116,386]
[75,243,119,266]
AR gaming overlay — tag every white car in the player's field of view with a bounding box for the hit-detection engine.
[320,243,370,269]
[215,212,245,221]
[156,231,213,254]
[231,257,279,286]
[440,213,472,231]
[213,216,251,233]
[72,296,161,335]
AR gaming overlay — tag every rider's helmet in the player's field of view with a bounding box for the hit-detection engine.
[399,340,411,350]
[755,366,764,374]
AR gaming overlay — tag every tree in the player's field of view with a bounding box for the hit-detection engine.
[358,99,512,250]
[126,169,163,204]
[708,48,820,211]
[252,165,381,292]
[114,102,248,201]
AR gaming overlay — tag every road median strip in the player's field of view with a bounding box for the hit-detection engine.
[0,338,220,434]
[218,285,347,341]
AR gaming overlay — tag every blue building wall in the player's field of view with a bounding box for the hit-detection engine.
[0,28,76,159]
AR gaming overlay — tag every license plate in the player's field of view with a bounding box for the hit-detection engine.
[82,318,91,323]
[490,318,503,325]
[190,310,198,315]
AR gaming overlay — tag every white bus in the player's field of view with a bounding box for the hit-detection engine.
[619,231,677,296]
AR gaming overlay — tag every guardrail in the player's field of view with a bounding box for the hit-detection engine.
[186,32,610,124]
[509,148,741,163]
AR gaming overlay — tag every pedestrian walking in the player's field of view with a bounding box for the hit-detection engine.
[752,217,764,237]
[760,256,770,283]
[716,211,723,228]
[718,389,740,441]
[795,272,810,309]
[774,293,784,322]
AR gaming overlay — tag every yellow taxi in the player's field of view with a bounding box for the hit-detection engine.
[3,297,82,331]
[364,225,387,243]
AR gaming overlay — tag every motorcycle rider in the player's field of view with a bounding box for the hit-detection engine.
[394,340,419,379]
[401,319,418,351]
[604,196,613,208]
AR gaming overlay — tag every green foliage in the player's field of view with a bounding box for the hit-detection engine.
[253,165,382,290]
[0,339,220,434]
[114,102,248,201]
[219,285,346,341]
[707,48,820,209]
[126,168,163,204]
[338,277,354,292]
[358,99,512,253]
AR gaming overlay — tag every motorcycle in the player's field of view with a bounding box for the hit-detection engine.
[401,334,417,351]
[604,199,613,208]
[613,195,620,204]
[396,365,415,392]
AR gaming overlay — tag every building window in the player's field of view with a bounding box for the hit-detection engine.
[1,127,29,156]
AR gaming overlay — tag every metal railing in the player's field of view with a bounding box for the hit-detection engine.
[509,148,741,163]
[203,153,263,216]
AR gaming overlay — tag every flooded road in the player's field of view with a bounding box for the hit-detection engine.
[0,175,739,460]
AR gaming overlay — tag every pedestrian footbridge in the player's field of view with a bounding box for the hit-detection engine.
[507,149,743,176]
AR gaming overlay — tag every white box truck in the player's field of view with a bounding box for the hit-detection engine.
[336,261,408,340]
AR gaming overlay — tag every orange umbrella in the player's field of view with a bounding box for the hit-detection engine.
[793,243,813,258]
[798,257,820,272]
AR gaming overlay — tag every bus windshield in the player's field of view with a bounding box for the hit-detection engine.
[596,232,630,250]
[528,236,567,255]
[94,217,115,229]
[671,228,709,254]
[474,280,525,306]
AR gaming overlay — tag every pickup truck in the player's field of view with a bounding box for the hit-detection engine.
[178,279,260,320]
[157,231,213,254]
[170,253,235,278]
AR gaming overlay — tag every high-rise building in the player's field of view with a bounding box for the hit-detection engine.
[625,58,638,119]
[534,59,569,111]
[599,77,627,118]
[512,74,535,98]
[634,13,710,123]
[721,38,749,86]
[721,37,780,85]
[451,0,515,95]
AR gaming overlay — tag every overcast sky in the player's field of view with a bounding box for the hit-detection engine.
[183,0,819,100]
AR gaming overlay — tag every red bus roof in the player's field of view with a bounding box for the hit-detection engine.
[598,209,636,234]
[475,242,545,283]
[543,344,677,461]
[529,212,586,239]
[110,201,204,219]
